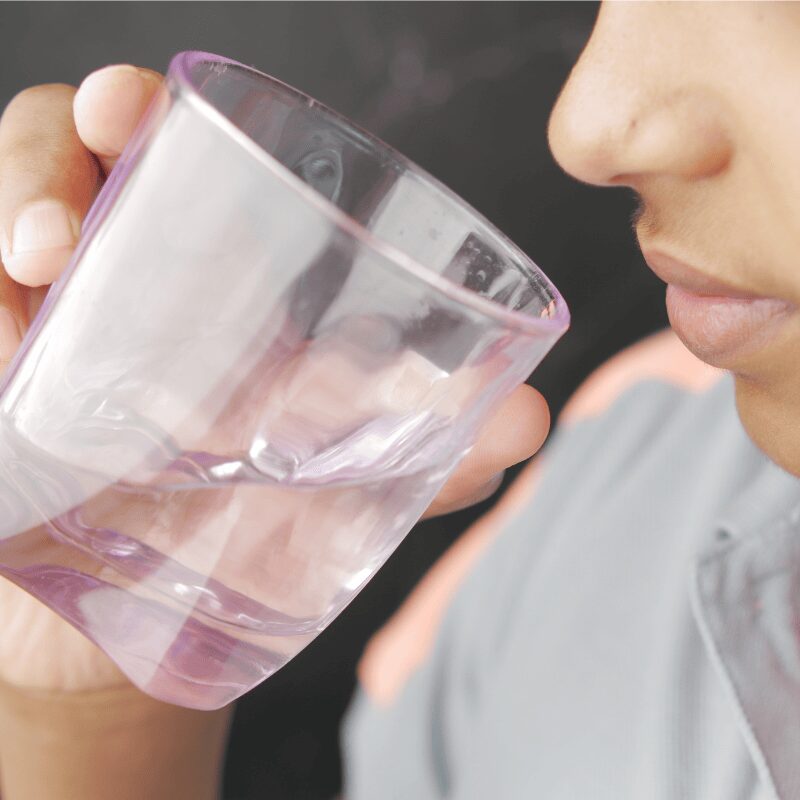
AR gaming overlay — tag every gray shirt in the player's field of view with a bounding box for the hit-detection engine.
[342,374,800,799]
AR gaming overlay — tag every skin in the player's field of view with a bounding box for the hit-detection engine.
[549,1,800,477]
[0,1,798,796]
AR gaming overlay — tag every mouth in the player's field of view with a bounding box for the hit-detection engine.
[642,250,796,366]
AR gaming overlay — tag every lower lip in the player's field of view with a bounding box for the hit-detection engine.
[665,284,794,364]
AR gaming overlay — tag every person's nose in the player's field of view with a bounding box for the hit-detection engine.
[548,7,732,189]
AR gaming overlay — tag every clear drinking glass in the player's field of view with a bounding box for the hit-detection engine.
[0,52,569,709]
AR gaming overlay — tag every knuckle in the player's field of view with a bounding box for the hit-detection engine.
[3,83,76,124]
[0,83,99,200]
[0,138,92,195]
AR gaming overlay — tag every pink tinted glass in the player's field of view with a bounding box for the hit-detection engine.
[0,52,568,708]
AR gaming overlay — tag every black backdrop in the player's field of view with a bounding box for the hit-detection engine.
[0,3,667,798]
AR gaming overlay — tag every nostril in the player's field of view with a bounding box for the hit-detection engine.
[614,101,733,182]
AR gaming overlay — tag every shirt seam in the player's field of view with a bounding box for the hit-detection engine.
[688,559,780,800]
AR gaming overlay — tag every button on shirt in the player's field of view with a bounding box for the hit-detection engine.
[343,375,800,799]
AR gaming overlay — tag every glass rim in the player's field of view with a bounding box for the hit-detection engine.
[168,50,570,337]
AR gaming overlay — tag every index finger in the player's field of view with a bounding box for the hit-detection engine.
[0,82,99,339]
[422,383,550,518]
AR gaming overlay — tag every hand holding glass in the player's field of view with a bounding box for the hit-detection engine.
[0,53,568,708]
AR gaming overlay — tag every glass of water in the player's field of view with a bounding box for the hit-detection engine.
[0,51,569,708]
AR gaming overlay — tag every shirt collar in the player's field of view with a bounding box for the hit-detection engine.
[713,434,800,543]
[693,447,800,800]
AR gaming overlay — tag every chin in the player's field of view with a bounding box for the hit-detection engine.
[733,376,800,478]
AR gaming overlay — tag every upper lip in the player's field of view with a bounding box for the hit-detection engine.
[642,250,767,300]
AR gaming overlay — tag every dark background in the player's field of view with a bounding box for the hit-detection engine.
[0,3,667,798]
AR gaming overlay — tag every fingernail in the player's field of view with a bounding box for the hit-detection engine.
[6,200,78,256]
[0,307,22,363]
[1,201,78,287]
[484,470,506,489]
[466,471,506,507]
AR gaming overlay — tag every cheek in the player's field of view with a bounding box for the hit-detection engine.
[739,139,800,304]
[731,24,800,301]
